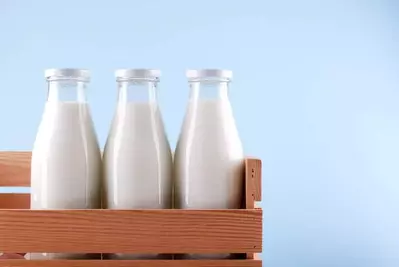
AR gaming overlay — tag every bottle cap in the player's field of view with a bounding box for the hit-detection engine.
[186,69,232,80]
[45,68,90,80]
[115,69,161,80]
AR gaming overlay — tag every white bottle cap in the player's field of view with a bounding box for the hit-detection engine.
[186,69,232,79]
[115,69,161,79]
[45,68,90,80]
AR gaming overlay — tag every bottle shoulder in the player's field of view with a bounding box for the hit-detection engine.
[32,106,101,158]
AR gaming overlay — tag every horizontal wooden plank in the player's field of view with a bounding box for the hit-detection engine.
[0,194,30,209]
[0,153,262,193]
[0,209,262,254]
[0,152,31,187]
[0,259,262,267]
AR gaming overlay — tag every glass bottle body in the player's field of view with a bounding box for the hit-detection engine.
[174,70,244,259]
[29,69,102,260]
[103,70,173,260]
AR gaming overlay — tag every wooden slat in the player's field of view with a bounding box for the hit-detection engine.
[0,153,261,192]
[0,259,262,267]
[244,159,262,260]
[0,152,31,187]
[244,158,261,208]
[0,209,262,254]
[246,158,261,202]
[0,194,29,209]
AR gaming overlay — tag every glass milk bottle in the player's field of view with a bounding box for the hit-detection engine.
[103,69,173,260]
[29,69,102,260]
[174,69,245,259]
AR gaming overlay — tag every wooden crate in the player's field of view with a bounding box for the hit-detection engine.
[0,152,262,267]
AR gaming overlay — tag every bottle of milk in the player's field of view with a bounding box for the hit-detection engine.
[29,69,102,260]
[103,69,173,260]
[174,69,245,259]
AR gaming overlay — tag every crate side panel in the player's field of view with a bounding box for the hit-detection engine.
[0,209,262,254]
[0,152,31,187]
[0,194,30,209]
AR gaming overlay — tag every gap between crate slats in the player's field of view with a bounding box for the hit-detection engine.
[0,153,262,197]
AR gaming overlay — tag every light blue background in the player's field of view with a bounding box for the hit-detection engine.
[0,0,398,266]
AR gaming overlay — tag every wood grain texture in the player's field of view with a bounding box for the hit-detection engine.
[0,154,263,262]
[0,209,262,254]
[0,152,30,187]
[244,159,262,260]
[0,260,262,267]
[0,194,29,209]
[244,158,262,206]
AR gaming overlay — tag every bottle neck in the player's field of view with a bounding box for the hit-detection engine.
[117,80,158,103]
[189,80,230,101]
[47,79,88,103]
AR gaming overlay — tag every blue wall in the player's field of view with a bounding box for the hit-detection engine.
[0,0,398,266]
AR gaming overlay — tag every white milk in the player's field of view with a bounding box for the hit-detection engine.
[103,102,173,260]
[174,99,245,259]
[29,102,102,260]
